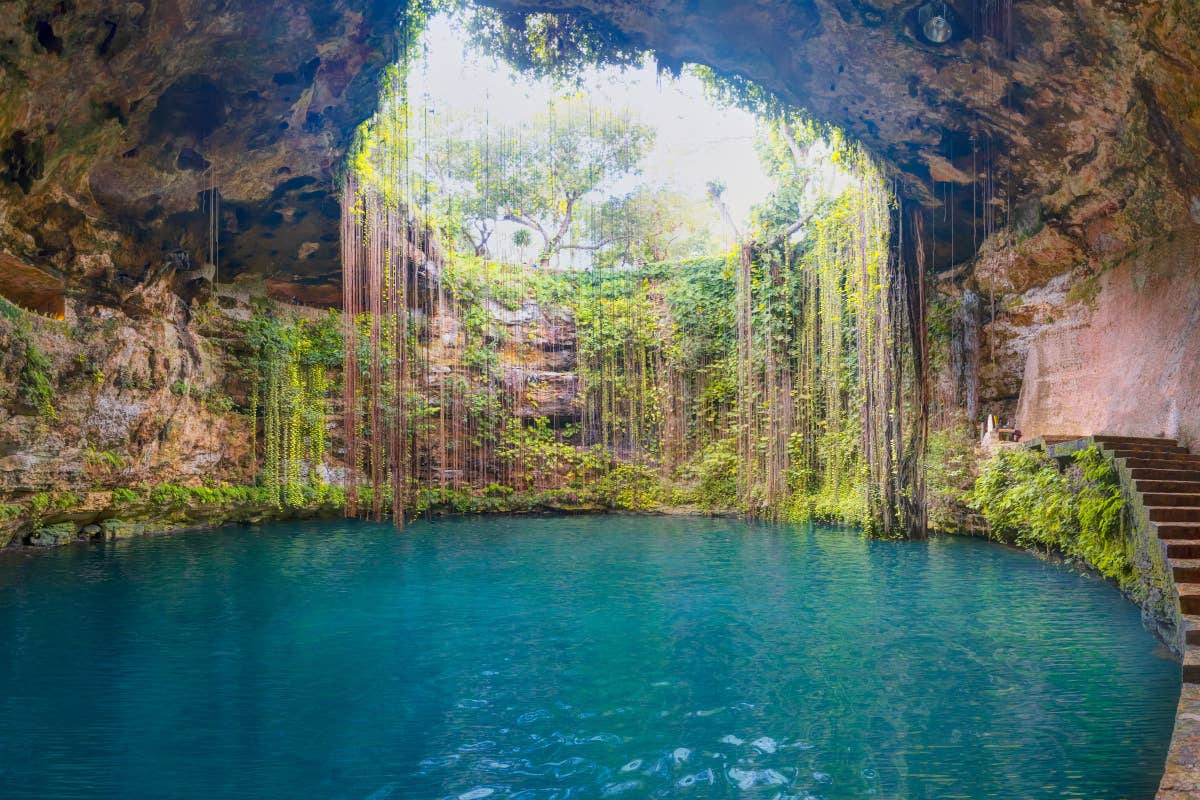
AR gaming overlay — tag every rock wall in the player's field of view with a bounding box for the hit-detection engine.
[1016,230,1200,447]
[1,0,397,304]
[0,272,257,500]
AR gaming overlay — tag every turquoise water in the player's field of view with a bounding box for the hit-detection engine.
[0,516,1180,799]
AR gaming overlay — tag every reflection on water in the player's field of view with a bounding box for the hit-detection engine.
[0,515,1180,799]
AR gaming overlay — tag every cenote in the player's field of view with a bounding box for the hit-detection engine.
[0,516,1179,799]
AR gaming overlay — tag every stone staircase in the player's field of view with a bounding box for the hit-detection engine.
[1084,436,1200,668]
[1036,434,1200,798]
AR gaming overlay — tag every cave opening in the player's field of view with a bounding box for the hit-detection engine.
[319,4,927,537]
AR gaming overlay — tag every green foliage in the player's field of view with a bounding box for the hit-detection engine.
[29,492,51,517]
[969,448,1078,548]
[686,439,740,511]
[466,7,645,81]
[0,503,21,521]
[1072,447,1130,582]
[127,482,343,513]
[84,447,125,472]
[26,490,81,522]
[111,487,140,507]
[969,446,1131,583]
[691,65,788,119]
[242,310,342,507]
[0,295,24,324]
[18,337,56,419]
[595,463,662,510]
[925,416,979,532]
[416,98,656,264]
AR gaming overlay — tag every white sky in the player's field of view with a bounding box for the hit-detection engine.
[406,14,775,257]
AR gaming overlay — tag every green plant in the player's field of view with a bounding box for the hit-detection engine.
[18,338,56,418]
[27,490,80,521]
[201,391,234,414]
[1071,446,1130,582]
[969,446,1131,583]
[148,484,192,508]
[969,447,1077,550]
[688,439,740,511]
[111,487,141,507]
[596,463,662,511]
[243,310,342,507]
[84,447,125,472]
[925,415,979,532]
[29,492,51,517]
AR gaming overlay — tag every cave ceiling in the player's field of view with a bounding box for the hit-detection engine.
[0,0,1196,307]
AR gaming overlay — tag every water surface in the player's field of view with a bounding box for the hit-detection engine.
[0,515,1180,799]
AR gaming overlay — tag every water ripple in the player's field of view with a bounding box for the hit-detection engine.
[0,516,1180,799]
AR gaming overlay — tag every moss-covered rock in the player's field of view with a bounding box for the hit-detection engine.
[27,522,77,547]
[101,520,145,541]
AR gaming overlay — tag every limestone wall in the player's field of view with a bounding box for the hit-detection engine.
[1016,231,1200,448]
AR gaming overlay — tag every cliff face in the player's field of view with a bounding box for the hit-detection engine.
[1014,230,1200,443]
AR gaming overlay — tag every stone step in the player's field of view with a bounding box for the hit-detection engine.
[1095,435,1182,447]
[1174,560,1200,583]
[1157,523,1200,541]
[1141,493,1200,507]
[1131,468,1200,483]
[1102,438,1187,449]
[1168,542,1200,559]
[1178,583,1200,615]
[1151,507,1200,523]
[1185,614,1200,646]
[1185,645,1200,684]
[1105,446,1192,458]
[1125,456,1200,470]
[1118,450,1200,462]
[1136,480,1200,495]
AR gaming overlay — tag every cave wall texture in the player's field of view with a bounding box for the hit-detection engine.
[1,0,1199,446]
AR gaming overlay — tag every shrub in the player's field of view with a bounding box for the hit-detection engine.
[595,463,662,510]
[925,415,980,532]
[111,487,141,507]
[969,446,1130,583]
[969,447,1077,550]
[1072,447,1131,582]
[689,439,739,511]
[18,339,56,419]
